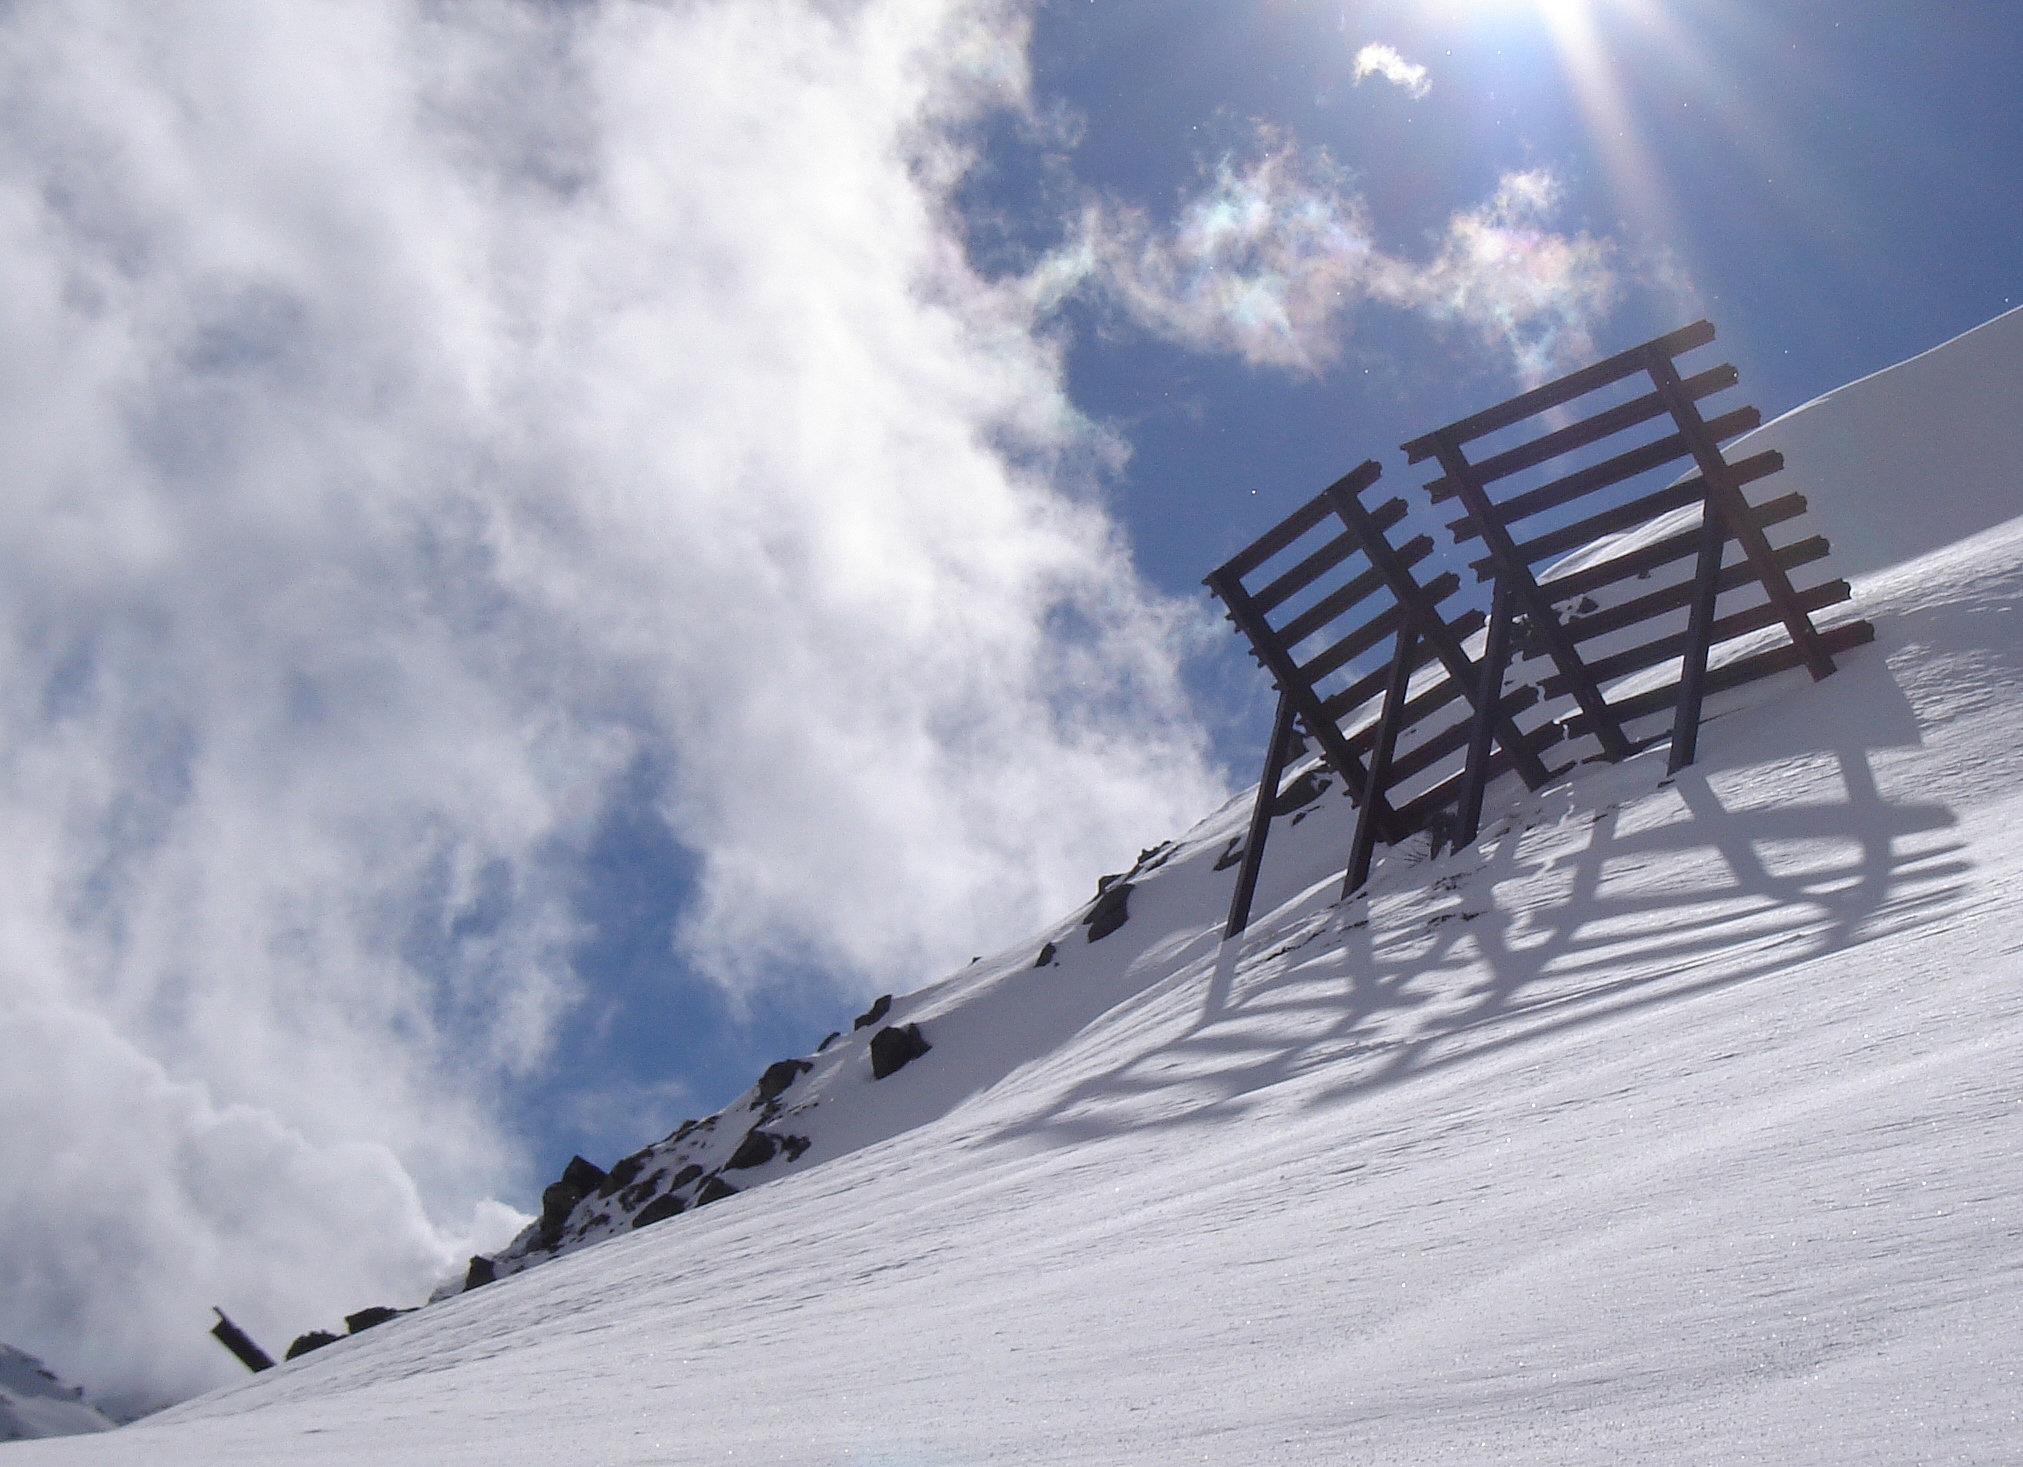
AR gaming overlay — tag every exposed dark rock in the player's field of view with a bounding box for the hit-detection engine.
[344,1306,401,1335]
[778,1134,811,1162]
[1034,941,1057,967]
[559,1155,607,1195]
[463,1256,496,1292]
[1095,871,1125,893]
[618,1173,664,1211]
[726,1129,781,1169]
[1214,836,1244,871]
[816,1031,840,1052]
[1270,767,1332,816]
[599,1151,648,1197]
[669,1164,704,1191]
[1083,880,1134,942]
[632,1194,685,1229]
[853,994,892,1030]
[754,1058,813,1106]
[284,1330,339,1361]
[869,1022,931,1079]
[693,1174,740,1207]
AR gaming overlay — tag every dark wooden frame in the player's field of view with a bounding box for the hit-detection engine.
[1208,320,1874,937]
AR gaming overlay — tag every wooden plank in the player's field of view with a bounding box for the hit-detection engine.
[1539,580,1855,696]
[1223,692,1298,940]
[1274,534,1434,646]
[1535,488,1806,603]
[1403,320,1716,459]
[1558,536,1830,646]
[1248,497,1410,613]
[1646,351,1836,680]
[1424,362,1737,504]
[1422,428,1632,760]
[1558,617,1876,735]
[1344,627,1420,897]
[1444,403,1763,543]
[1475,449,1784,580]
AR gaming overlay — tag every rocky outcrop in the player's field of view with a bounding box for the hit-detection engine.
[870,1023,931,1079]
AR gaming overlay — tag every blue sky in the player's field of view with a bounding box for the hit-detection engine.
[1,0,2018,1408]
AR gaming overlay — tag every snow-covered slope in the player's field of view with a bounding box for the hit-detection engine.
[14,316,2023,1464]
[0,1347,115,1443]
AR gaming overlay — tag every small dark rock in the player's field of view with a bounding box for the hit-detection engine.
[778,1134,811,1162]
[1034,941,1057,967]
[344,1306,401,1335]
[1094,871,1126,893]
[632,1194,686,1229]
[869,1022,931,1079]
[285,1330,340,1361]
[1270,767,1332,816]
[726,1129,781,1170]
[618,1174,663,1211]
[463,1256,497,1291]
[1083,880,1134,942]
[853,994,893,1030]
[693,1175,740,1207]
[816,1031,840,1052]
[754,1058,813,1106]
[669,1163,704,1191]
[1213,837,1244,872]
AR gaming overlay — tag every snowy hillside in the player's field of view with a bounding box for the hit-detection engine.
[12,311,2023,1464]
[0,1348,114,1444]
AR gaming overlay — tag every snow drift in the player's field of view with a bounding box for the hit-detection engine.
[12,310,2023,1463]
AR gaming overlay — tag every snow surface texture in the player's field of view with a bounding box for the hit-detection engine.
[16,316,2023,1462]
[0,1347,114,1443]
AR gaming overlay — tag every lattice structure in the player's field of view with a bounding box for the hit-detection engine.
[1208,321,1875,937]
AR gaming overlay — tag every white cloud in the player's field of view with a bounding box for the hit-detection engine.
[1352,42,1432,100]
[1055,134,1619,382]
[0,0,1224,1407]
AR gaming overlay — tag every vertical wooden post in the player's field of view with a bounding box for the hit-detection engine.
[1454,579,1516,844]
[1421,432,1634,760]
[1645,350,1836,680]
[1224,692,1299,939]
[1667,504,1728,774]
[1344,625,1420,898]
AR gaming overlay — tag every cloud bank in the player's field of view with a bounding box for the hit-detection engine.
[1048,134,1619,381]
[0,0,1224,1409]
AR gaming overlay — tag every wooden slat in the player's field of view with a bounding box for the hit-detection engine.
[1454,579,1516,847]
[1473,449,1784,580]
[1394,723,1571,833]
[1274,535,1433,646]
[1540,581,1853,697]
[1445,404,1764,543]
[1248,496,1410,613]
[1298,571,1460,683]
[1536,490,1807,604]
[1424,362,1737,504]
[1321,608,1486,723]
[1387,684,1542,789]
[1402,320,1715,460]
[1558,618,1876,735]
[1557,537,1830,647]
